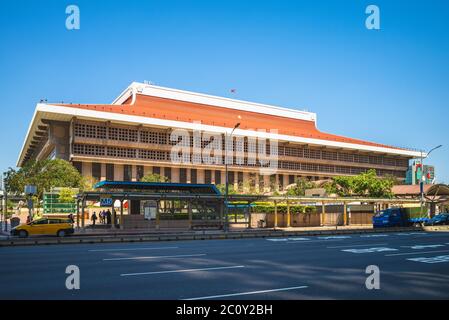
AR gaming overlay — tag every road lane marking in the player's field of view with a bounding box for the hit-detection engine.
[360,234,388,238]
[395,232,427,236]
[327,243,388,249]
[184,285,309,300]
[103,253,206,261]
[407,255,449,264]
[342,247,398,254]
[318,236,351,240]
[400,245,445,250]
[121,265,245,277]
[386,249,449,257]
[89,246,179,252]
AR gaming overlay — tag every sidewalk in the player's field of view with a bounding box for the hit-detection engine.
[74,224,373,236]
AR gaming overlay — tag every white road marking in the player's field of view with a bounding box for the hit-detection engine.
[121,265,245,277]
[395,233,427,236]
[89,246,179,252]
[342,247,398,254]
[400,245,445,250]
[288,237,310,241]
[360,234,389,238]
[407,255,449,264]
[103,253,206,261]
[327,243,388,249]
[386,249,449,257]
[318,236,351,240]
[184,285,309,300]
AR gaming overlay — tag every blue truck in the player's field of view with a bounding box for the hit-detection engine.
[372,207,429,228]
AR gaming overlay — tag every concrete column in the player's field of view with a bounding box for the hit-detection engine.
[255,173,260,193]
[82,162,92,179]
[221,171,226,187]
[115,164,124,181]
[263,175,270,193]
[131,165,137,182]
[187,168,191,184]
[100,163,106,181]
[197,169,205,184]
[275,174,280,192]
[171,167,180,183]
[243,172,249,193]
[283,174,289,188]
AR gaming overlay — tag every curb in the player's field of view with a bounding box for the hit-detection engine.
[0,227,423,247]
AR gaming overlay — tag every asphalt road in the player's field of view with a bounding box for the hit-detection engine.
[1,231,449,300]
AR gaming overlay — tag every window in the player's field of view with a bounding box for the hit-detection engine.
[179,168,187,183]
[215,171,221,185]
[106,164,114,181]
[205,170,212,184]
[227,171,235,184]
[153,167,160,175]
[92,163,102,181]
[72,161,82,174]
[123,165,132,181]
[33,219,48,225]
[164,167,171,181]
[289,175,295,184]
[136,165,144,181]
[191,169,197,184]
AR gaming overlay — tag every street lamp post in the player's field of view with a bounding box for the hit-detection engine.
[224,122,240,232]
[420,144,442,216]
[2,173,7,232]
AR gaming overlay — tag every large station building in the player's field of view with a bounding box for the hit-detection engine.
[18,82,422,193]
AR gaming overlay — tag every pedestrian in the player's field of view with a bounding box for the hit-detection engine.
[68,213,75,223]
[106,209,112,225]
[98,211,103,224]
[91,212,98,226]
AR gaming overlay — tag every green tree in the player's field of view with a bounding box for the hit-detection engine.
[324,169,395,198]
[59,188,77,203]
[287,178,316,196]
[140,173,169,183]
[4,159,84,213]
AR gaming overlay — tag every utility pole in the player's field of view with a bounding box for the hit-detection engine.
[420,145,442,217]
[224,122,240,232]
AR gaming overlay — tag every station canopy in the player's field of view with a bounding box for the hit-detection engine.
[93,181,221,195]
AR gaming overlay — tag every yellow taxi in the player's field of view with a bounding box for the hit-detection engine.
[11,217,75,238]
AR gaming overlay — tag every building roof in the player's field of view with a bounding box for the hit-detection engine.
[17,82,424,166]
[392,184,449,196]
[94,180,220,195]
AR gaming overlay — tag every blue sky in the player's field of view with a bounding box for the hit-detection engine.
[0,0,448,182]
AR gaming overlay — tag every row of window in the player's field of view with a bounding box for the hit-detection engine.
[73,144,405,178]
[74,122,407,168]
[73,162,311,190]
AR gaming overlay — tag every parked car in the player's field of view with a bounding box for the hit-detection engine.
[10,217,75,238]
[424,213,449,226]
